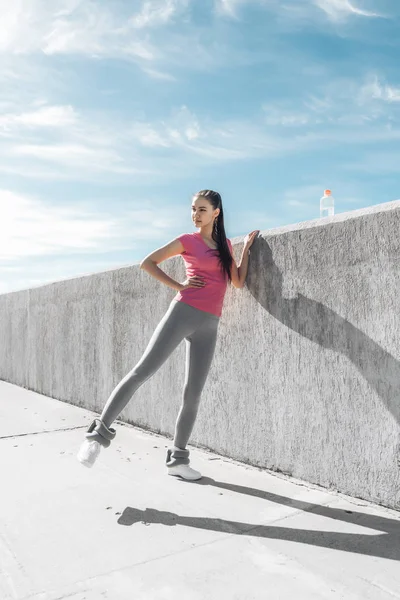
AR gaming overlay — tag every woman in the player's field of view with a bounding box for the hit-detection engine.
[77,190,259,480]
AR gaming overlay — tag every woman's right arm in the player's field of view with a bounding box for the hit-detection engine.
[140,238,205,292]
[140,238,185,291]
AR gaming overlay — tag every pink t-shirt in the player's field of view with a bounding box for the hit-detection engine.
[174,232,233,317]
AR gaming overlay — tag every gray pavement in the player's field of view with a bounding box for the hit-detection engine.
[1,380,400,600]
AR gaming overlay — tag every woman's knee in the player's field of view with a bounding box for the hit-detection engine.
[122,365,151,390]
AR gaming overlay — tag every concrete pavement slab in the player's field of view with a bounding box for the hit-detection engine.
[1,381,399,600]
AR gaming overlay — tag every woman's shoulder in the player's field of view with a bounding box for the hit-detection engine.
[176,232,197,242]
[176,232,197,253]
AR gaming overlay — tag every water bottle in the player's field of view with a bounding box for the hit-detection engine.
[320,189,335,218]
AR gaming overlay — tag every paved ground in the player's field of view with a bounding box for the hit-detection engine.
[1,380,400,600]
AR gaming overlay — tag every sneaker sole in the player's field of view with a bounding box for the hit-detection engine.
[167,470,202,481]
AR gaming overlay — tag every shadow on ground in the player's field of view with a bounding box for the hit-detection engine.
[117,476,400,561]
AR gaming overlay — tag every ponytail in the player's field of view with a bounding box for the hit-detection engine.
[193,190,232,282]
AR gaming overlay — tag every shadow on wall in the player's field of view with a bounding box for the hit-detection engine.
[246,237,400,429]
[117,477,400,561]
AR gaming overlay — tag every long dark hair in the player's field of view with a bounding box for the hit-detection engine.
[194,189,232,282]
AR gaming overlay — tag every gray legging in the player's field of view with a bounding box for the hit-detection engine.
[85,299,219,466]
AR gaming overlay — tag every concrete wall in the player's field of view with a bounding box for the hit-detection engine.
[1,200,400,510]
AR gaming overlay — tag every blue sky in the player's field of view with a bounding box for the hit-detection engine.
[1,0,399,293]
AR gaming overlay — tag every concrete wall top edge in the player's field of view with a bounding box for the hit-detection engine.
[230,198,400,244]
[2,198,399,298]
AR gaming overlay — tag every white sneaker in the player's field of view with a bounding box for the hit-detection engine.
[77,439,101,468]
[167,464,202,481]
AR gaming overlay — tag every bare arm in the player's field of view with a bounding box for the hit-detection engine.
[230,231,259,288]
[140,238,185,292]
[230,246,250,289]
[237,247,251,288]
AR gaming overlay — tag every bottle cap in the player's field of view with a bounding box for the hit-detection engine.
[324,189,332,196]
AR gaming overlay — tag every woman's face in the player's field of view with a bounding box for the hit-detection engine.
[191,196,219,228]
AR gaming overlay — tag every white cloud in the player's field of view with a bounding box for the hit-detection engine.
[359,76,400,103]
[0,190,281,295]
[0,101,151,179]
[313,0,380,21]
[137,127,171,148]
[263,104,311,127]
[0,100,282,181]
[141,67,177,81]
[299,74,400,128]
[0,186,192,294]
[0,0,388,76]
[131,106,286,160]
[304,95,333,114]
[0,0,259,78]
[0,105,77,130]
[385,88,400,103]
[0,0,318,77]
[215,0,383,22]
[1,79,399,185]
[216,0,244,18]
[0,189,112,260]
[0,1,45,53]
[0,1,158,61]
[129,0,188,29]
[11,142,124,169]
[261,73,400,131]
[0,187,183,261]
[1,69,399,185]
